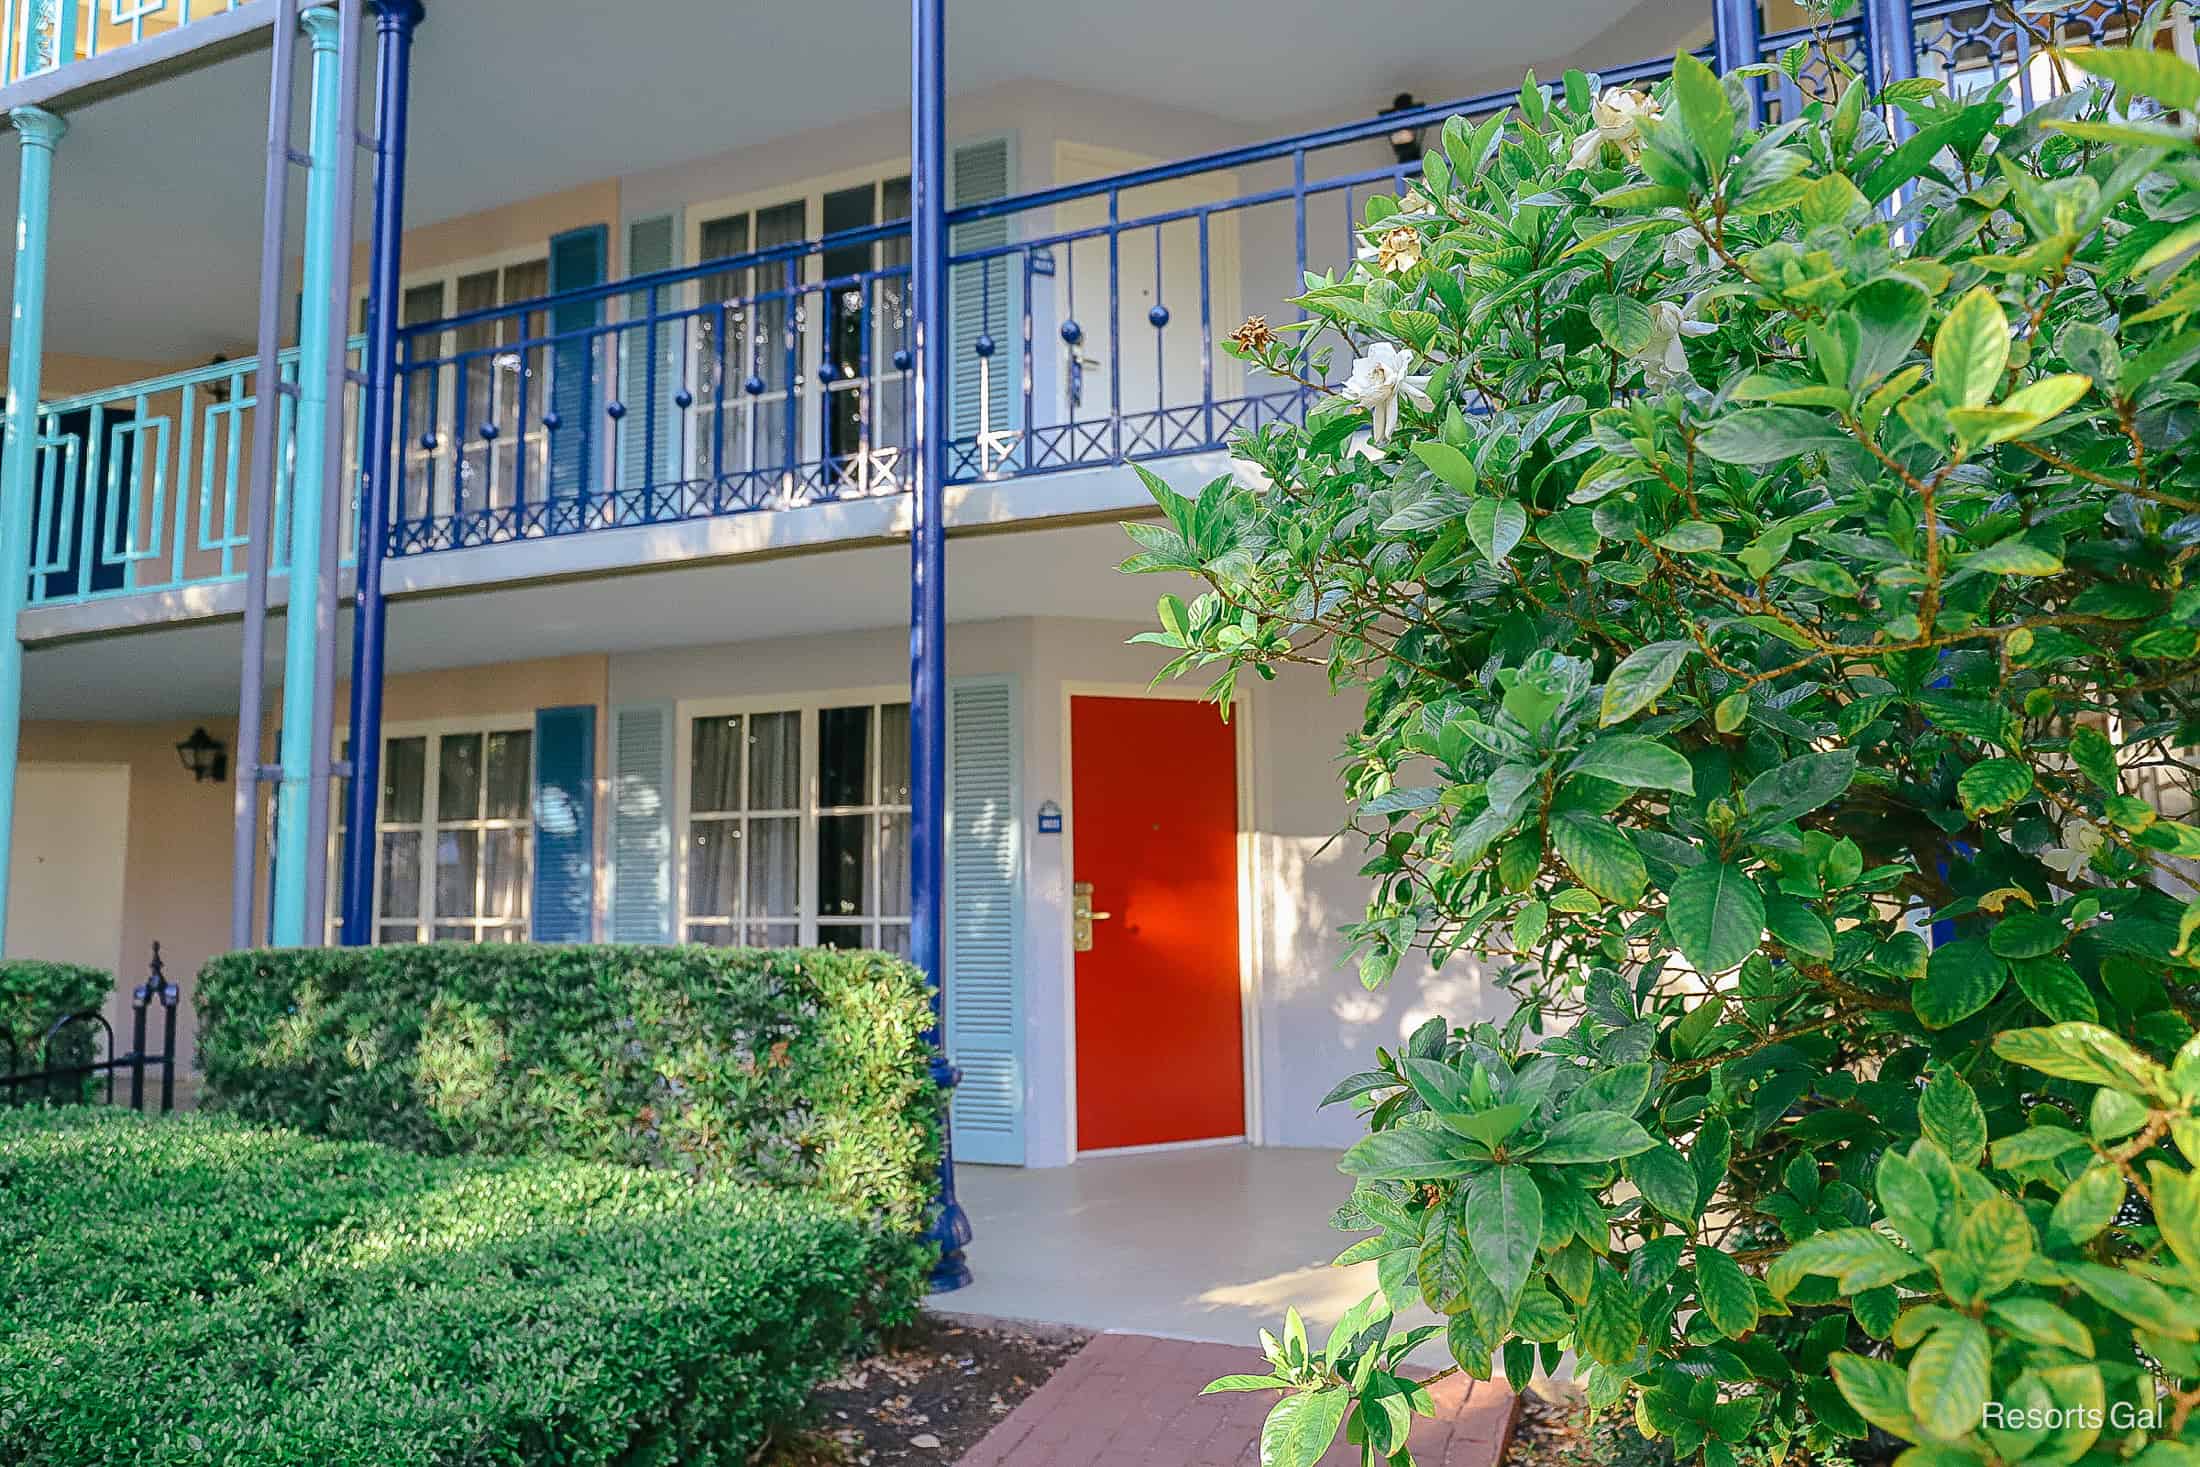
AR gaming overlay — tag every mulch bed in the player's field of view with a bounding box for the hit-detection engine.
[1501,1387,1605,1466]
[768,1314,1090,1465]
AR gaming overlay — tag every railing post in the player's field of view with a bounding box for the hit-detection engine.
[1862,0,1920,97]
[0,105,65,955]
[129,957,150,1112]
[1712,0,1763,100]
[341,0,425,948]
[909,0,972,1294]
[271,5,344,947]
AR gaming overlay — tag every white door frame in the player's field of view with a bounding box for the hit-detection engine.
[1058,680,1260,1158]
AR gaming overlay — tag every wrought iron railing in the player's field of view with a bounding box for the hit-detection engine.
[20,340,363,608]
[0,944,181,1113]
[0,0,241,88]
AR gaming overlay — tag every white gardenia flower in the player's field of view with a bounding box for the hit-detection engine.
[1634,295,1718,388]
[1661,223,1712,273]
[2041,818,2106,881]
[1569,87,1663,171]
[1340,342,1434,444]
[1230,456,1276,494]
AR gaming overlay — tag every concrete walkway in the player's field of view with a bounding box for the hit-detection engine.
[944,1146,1441,1346]
[958,1332,1517,1467]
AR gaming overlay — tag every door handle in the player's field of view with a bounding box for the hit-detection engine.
[1073,880,1112,952]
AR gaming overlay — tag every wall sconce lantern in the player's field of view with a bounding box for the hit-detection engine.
[175,727,228,784]
[1381,92,1426,166]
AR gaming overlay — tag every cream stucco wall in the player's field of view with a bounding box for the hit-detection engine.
[608,615,1508,1165]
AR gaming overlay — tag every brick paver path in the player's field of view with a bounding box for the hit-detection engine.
[958,1332,1517,1467]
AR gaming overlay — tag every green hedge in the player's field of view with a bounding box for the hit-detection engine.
[0,1107,896,1465]
[194,943,941,1258]
[0,960,111,1096]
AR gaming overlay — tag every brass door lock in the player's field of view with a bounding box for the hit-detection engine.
[1072,880,1113,952]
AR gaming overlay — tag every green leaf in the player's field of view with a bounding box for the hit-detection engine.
[1589,294,1655,355]
[1537,504,1601,561]
[1656,520,1724,553]
[1567,736,1694,793]
[1664,862,1766,976]
[1412,439,1480,494]
[2011,957,2097,1023]
[1341,1127,1484,1181]
[2068,730,2120,796]
[1771,1228,1922,1297]
[1934,286,2011,409]
[1600,641,1694,726]
[1695,1244,1760,1338]
[1737,750,1858,835]
[1552,812,1648,905]
[1697,407,1854,464]
[2063,44,2200,110]
[1920,1066,1987,1165]
[1764,895,1833,960]
[1260,1387,1352,1467]
[1957,757,2035,816]
[1849,278,1932,389]
[1578,1265,1641,1365]
[1528,1110,1657,1164]
[1907,1316,1991,1442]
[2063,1260,2198,1341]
[1994,1023,2172,1097]
[1713,690,1749,733]
[1625,1141,1700,1222]
[1986,1298,2094,1358]
[1672,50,1737,174]
[1418,1208,1476,1310]
[2048,1162,2126,1248]
[1958,541,2065,577]
[1465,1166,1543,1306]
[1916,938,2008,1030]
[1987,912,2064,961]
[1831,1353,1920,1438]
[1205,1374,1292,1394]
[1466,498,1529,565]
[1570,1062,1653,1117]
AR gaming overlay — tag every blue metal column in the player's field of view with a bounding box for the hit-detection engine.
[0,105,64,952]
[910,0,972,1293]
[1712,0,1762,86]
[1862,0,1920,94]
[340,0,425,947]
[271,4,344,947]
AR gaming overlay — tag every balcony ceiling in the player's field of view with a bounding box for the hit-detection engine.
[3,0,1702,366]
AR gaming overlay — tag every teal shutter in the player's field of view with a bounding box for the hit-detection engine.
[946,676,1023,1164]
[547,225,608,502]
[949,139,1013,453]
[608,703,674,943]
[621,214,683,496]
[531,704,597,942]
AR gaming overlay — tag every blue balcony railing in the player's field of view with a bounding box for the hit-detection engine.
[10,0,2171,613]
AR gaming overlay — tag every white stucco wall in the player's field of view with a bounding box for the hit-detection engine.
[608,612,1511,1166]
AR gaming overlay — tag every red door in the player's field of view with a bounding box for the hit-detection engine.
[1070,695,1244,1151]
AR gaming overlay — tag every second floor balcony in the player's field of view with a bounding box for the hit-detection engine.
[3,0,2168,634]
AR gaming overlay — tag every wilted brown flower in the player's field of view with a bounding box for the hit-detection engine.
[1229,315,1277,354]
[1375,225,1422,274]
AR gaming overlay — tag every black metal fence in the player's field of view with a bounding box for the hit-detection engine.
[0,944,182,1113]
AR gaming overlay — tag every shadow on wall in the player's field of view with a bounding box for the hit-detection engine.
[1259,831,1512,1150]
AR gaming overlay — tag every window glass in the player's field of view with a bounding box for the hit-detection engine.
[360,726,532,945]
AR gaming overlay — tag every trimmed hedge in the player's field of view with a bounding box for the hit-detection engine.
[0,1107,895,1465]
[0,959,110,1095]
[195,943,941,1263]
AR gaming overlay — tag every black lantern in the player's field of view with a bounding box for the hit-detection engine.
[175,727,228,784]
[1381,92,1426,166]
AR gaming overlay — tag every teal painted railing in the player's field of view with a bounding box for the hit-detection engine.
[1,0,243,89]
[19,338,364,608]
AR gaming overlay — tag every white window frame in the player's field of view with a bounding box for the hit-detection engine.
[680,160,913,494]
[674,686,913,952]
[373,244,559,523]
[327,713,538,946]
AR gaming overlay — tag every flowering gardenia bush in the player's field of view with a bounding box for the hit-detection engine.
[1130,34,2200,1467]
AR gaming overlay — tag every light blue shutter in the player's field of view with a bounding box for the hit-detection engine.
[946,676,1023,1164]
[531,704,597,942]
[547,225,608,502]
[621,215,684,496]
[608,703,674,943]
[949,139,1013,452]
